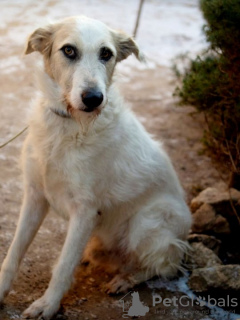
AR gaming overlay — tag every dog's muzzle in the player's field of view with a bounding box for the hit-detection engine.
[81,89,103,112]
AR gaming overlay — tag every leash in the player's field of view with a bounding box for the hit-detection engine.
[0,126,28,149]
[133,0,145,38]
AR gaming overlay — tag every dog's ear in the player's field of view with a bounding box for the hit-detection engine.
[25,25,53,55]
[112,31,145,62]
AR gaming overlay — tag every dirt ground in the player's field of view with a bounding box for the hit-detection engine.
[0,10,229,320]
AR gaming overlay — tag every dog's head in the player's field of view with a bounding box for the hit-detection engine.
[25,16,143,115]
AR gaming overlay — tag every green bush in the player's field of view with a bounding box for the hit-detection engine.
[176,0,240,188]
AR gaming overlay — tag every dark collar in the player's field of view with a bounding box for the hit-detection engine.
[50,108,72,119]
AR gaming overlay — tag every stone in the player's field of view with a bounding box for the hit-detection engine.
[188,265,240,292]
[187,233,221,255]
[185,242,222,270]
[190,187,240,213]
[191,203,231,235]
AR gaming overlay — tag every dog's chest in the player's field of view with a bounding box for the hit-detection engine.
[40,132,151,216]
[41,141,101,214]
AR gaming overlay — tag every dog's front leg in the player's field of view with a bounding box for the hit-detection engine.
[0,187,48,303]
[22,206,97,320]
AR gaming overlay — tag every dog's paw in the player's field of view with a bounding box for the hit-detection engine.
[105,274,133,295]
[22,295,60,320]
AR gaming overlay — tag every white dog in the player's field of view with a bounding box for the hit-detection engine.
[0,16,191,319]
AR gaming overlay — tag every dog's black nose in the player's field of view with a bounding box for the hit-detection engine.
[81,90,103,112]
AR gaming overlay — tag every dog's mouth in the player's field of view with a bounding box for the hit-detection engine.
[54,96,102,135]
[63,94,103,116]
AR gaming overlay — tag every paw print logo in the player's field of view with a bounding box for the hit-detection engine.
[195,296,206,307]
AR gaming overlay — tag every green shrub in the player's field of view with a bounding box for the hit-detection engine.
[176,0,240,188]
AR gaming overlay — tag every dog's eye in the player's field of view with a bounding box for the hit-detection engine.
[100,47,113,62]
[62,46,76,59]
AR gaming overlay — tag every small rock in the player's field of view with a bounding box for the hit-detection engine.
[191,203,231,235]
[187,233,221,255]
[188,264,240,292]
[185,242,222,270]
[190,187,240,213]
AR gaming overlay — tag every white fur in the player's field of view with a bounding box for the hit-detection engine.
[0,16,191,319]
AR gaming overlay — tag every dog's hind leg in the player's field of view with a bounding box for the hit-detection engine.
[22,205,98,320]
[105,238,188,295]
[106,197,191,295]
[105,237,188,295]
[0,186,48,303]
